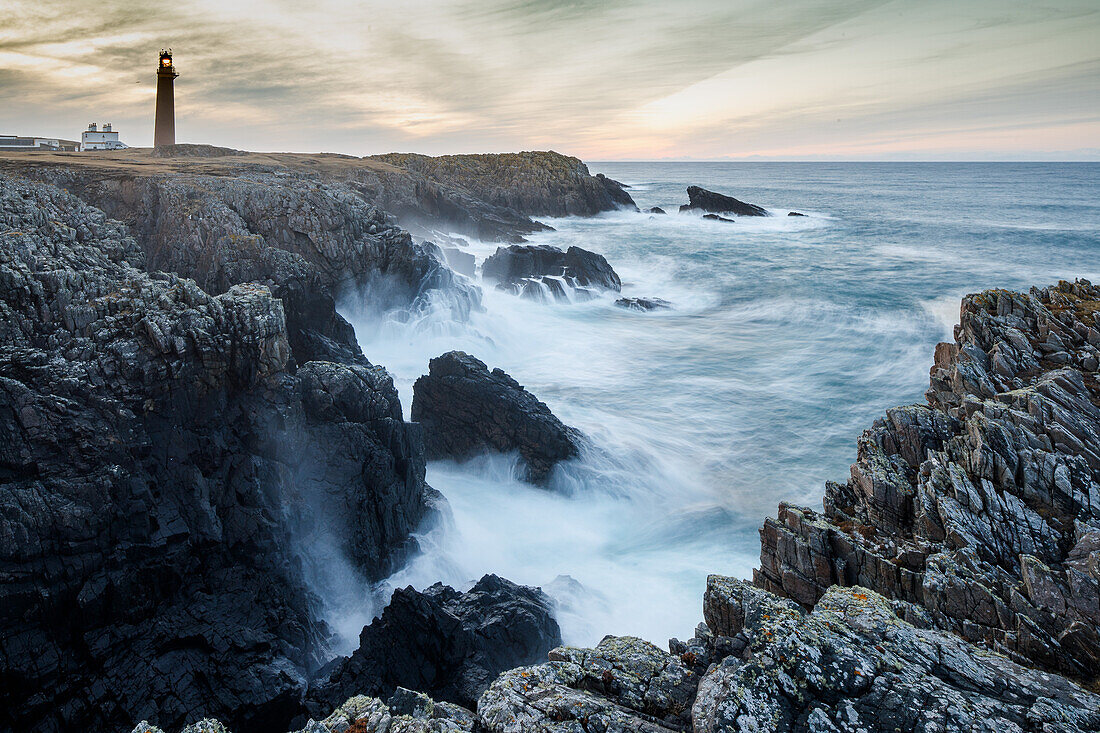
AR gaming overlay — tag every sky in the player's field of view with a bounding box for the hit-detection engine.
[1,0,1098,160]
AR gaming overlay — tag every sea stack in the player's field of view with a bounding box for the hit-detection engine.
[153,49,178,147]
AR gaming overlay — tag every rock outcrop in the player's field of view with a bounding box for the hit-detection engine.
[0,176,429,733]
[679,186,768,217]
[5,165,478,368]
[308,575,561,714]
[482,244,621,301]
[615,297,672,312]
[755,280,1100,679]
[477,577,1100,732]
[373,152,636,229]
[411,351,583,483]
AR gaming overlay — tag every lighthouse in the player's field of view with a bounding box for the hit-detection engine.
[154,49,178,148]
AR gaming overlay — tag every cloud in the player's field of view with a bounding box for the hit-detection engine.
[0,0,1096,158]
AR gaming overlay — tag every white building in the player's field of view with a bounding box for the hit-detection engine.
[0,135,80,152]
[81,123,128,151]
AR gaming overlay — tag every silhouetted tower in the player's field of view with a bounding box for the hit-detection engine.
[154,50,178,148]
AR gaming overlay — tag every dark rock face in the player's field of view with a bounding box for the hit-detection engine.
[702,213,734,223]
[755,280,1100,679]
[787,211,806,217]
[678,186,768,217]
[644,206,667,215]
[411,351,582,483]
[11,167,478,368]
[308,575,561,714]
[0,176,429,733]
[615,297,672,312]
[482,244,621,294]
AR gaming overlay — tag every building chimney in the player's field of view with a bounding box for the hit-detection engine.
[88,122,97,132]
[154,49,178,148]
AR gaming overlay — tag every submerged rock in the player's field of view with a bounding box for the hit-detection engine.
[678,186,768,217]
[645,206,667,215]
[787,210,806,216]
[0,176,429,733]
[756,279,1100,678]
[308,575,561,714]
[615,297,672,312]
[702,213,735,223]
[482,244,621,293]
[411,351,582,483]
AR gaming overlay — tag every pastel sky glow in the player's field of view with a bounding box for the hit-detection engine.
[1,0,1098,159]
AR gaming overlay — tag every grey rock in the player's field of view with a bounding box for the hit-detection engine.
[615,297,672,311]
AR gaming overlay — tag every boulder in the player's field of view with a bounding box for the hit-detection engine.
[702,213,734,223]
[678,186,768,217]
[411,351,582,483]
[615,297,672,312]
[644,206,666,215]
[482,244,621,293]
[787,211,806,217]
[308,575,561,714]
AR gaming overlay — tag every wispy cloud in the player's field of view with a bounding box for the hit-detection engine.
[0,0,1096,158]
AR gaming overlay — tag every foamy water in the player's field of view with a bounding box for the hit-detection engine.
[343,162,1100,649]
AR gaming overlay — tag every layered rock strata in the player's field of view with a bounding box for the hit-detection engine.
[411,351,583,483]
[755,280,1100,679]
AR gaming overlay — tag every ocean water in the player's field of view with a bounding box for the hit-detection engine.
[344,162,1100,650]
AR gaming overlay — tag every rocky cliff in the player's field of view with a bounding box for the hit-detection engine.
[0,176,428,732]
[756,280,1100,679]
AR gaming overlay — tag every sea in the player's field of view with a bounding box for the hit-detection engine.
[337,162,1100,651]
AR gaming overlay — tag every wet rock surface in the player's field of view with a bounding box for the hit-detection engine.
[0,176,429,733]
[308,575,561,715]
[679,186,768,217]
[411,351,583,483]
[755,279,1100,679]
[615,297,672,311]
[482,243,621,299]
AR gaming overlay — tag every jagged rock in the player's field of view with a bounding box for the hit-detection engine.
[0,176,429,733]
[411,351,582,483]
[308,575,561,714]
[755,279,1100,678]
[702,213,735,223]
[787,211,806,217]
[615,297,672,312]
[644,207,667,215]
[678,186,768,217]
[690,578,1100,733]
[482,244,621,293]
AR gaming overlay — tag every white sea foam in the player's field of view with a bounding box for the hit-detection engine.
[323,162,1100,653]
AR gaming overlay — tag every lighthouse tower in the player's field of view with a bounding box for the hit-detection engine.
[154,49,178,148]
